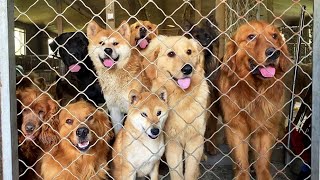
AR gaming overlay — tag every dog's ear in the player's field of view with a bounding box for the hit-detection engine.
[183,20,193,32]
[117,21,131,41]
[221,38,236,76]
[191,39,205,69]
[278,34,292,73]
[87,21,102,39]
[94,110,114,142]
[143,47,160,80]
[205,15,218,30]
[128,89,141,105]
[156,86,167,103]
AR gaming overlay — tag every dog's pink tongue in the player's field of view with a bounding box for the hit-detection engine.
[103,59,114,68]
[259,66,276,78]
[69,64,81,72]
[137,39,149,49]
[177,78,191,90]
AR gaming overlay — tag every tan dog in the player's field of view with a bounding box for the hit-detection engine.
[130,20,158,51]
[87,21,149,134]
[143,36,209,180]
[40,101,113,180]
[112,88,168,180]
[219,21,291,179]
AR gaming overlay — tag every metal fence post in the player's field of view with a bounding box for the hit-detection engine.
[312,0,320,179]
[0,0,19,179]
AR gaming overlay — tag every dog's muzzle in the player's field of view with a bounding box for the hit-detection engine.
[76,127,90,151]
[148,127,160,139]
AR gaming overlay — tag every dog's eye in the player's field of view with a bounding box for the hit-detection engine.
[186,49,192,55]
[66,119,73,125]
[86,115,93,121]
[141,112,148,118]
[99,41,105,46]
[156,111,161,116]
[147,26,151,29]
[135,25,140,29]
[167,51,176,58]
[113,42,119,46]
[272,33,278,39]
[247,34,256,40]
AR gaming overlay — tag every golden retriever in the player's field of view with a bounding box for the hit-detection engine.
[130,20,158,51]
[219,21,292,179]
[40,101,114,180]
[143,35,209,179]
[112,88,168,179]
[87,21,149,134]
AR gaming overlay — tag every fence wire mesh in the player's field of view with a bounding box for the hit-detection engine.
[9,0,315,179]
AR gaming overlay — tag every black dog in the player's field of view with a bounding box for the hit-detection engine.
[49,32,105,106]
[183,15,220,155]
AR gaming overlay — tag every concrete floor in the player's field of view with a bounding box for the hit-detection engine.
[156,143,298,180]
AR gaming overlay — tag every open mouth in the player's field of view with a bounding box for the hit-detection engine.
[168,71,191,90]
[76,140,90,151]
[135,37,150,49]
[250,59,276,78]
[148,134,158,139]
[99,56,119,68]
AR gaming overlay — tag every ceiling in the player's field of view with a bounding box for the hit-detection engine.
[14,0,314,35]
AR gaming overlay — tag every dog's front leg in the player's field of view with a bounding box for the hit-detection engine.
[184,135,204,180]
[166,140,184,180]
[149,160,160,180]
[110,106,124,134]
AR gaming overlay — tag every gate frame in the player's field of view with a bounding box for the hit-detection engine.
[0,0,19,179]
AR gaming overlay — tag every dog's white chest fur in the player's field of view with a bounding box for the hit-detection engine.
[127,135,165,176]
[97,69,130,112]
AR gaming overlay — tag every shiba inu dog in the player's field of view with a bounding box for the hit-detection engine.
[112,88,168,180]
[130,20,158,51]
[142,36,209,180]
[87,21,148,134]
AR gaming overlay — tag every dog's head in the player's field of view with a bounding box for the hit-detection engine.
[128,88,168,139]
[49,32,92,73]
[58,101,113,153]
[221,21,291,79]
[18,91,59,143]
[87,21,131,70]
[143,36,205,91]
[183,15,219,53]
[130,20,158,50]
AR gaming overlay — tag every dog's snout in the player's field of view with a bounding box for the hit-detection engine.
[265,47,280,61]
[150,128,160,136]
[25,122,35,133]
[181,64,193,75]
[76,127,89,138]
[104,48,113,56]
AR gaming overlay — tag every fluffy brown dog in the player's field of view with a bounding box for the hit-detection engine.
[40,101,114,180]
[219,21,292,179]
[130,20,158,51]
[143,35,209,180]
[16,76,60,179]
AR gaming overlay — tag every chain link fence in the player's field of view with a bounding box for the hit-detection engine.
[0,0,318,179]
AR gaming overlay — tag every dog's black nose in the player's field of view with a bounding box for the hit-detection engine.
[140,27,147,33]
[25,122,35,133]
[181,64,193,75]
[76,127,89,138]
[104,48,113,56]
[151,128,160,136]
[140,27,147,37]
[265,47,280,61]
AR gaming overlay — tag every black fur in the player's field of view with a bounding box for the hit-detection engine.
[50,32,105,106]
